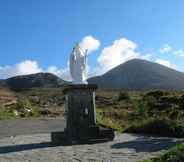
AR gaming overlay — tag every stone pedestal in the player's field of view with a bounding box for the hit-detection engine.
[51,84,114,144]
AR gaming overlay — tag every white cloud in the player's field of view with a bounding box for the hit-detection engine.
[140,54,152,60]
[79,35,100,54]
[0,60,73,81]
[16,60,42,75]
[47,66,63,77]
[96,38,141,74]
[47,66,71,81]
[174,49,184,57]
[160,44,184,58]
[155,59,176,69]
[0,60,42,79]
[160,44,172,53]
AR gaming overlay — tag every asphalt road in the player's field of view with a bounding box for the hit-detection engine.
[0,118,66,138]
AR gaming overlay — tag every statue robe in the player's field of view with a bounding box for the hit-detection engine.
[70,45,87,84]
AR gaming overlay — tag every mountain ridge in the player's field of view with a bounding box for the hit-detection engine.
[1,59,184,90]
[88,59,184,90]
[0,72,66,90]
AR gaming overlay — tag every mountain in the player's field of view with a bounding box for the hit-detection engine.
[5,72,66,90]
[2,59,184,91]
[88,59,184,90]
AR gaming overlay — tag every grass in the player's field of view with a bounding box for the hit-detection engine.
[141,143,184,162]
[97,105,184,138]
[96,108,124,132]
[15,98,41,117]
[0,108,15,120]
[0,104,17,120]
[0,98,41,120]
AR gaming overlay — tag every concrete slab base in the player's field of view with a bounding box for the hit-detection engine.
[51,127,115,145]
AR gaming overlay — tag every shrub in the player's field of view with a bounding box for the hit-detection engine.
[143,95,157,110]
[118,91,130,101]
[133,100,147,117]
[96,108,124,132]
[144,90,165,100]
[160,96,179,105]
[125,118,184,138]
[0,106,15,120]
[141,143,184,162]
[8,98,40,118]
[142,95,178,113]
[179,95,184,110]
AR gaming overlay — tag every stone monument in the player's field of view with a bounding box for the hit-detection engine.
[51,43,114,144]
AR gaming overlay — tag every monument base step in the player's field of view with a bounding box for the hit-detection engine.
[51,126,115,145]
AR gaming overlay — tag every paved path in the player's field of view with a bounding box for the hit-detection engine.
[0,118,65,138]
[0,133,183,162]
[0,119,183,162]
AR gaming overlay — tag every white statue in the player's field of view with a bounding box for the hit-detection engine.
[70,43,88,84]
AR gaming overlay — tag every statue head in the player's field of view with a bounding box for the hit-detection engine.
[73,43,87,57]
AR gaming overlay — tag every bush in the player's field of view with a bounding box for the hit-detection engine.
[141,143,184,162]
[179,95,184,110]
[142,95,179,113]
[96,108,124,132]
[133,100,147,117]
[8,98,40,118]
[143,95,157,111]
[144,90,165,100]
[160,96,179,105]
[0,106,15,120]
[125,118,184,138]
[118,91,130,101]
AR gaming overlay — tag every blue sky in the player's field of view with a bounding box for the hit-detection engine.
[0,0,184,80]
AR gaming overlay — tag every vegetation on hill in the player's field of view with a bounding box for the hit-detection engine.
[0,98,40,119]
[96,90,184,136]
[0,87,65,119]
[1,86,184,139]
